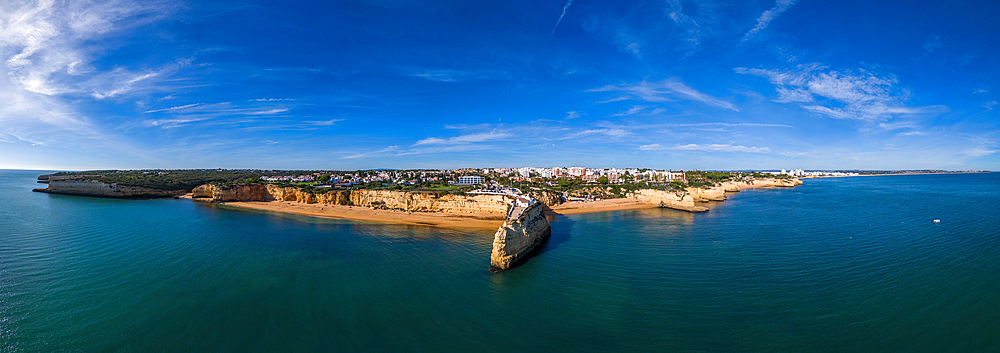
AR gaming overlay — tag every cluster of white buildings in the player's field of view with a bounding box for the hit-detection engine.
[770,169,860,177]
[260,175,315,182]
[481,167,684,184]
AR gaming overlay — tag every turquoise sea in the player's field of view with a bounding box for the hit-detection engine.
[2,170,999,352]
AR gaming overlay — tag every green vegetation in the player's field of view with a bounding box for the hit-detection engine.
[684,171,732,187]
[49,168,798,197]
[54,170,269,191]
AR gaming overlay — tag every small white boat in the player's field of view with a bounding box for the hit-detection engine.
[933,219,941,223]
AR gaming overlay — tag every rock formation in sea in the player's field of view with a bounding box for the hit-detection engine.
[490,202,551,270]
[628,189,709,212]
[685,186,727,202]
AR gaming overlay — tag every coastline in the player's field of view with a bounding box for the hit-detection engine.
[212,199,506,229]
[186,182,802,228]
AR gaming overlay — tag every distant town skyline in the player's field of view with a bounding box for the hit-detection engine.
[1,0,998,171]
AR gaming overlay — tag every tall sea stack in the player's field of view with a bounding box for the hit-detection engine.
[490,202,551,270]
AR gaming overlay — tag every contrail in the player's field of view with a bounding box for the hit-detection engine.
[550,0,574,36]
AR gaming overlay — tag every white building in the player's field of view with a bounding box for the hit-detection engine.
[456,175,485,185]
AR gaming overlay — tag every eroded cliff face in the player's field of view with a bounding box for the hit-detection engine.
[750,178,803,187]
[263,185,352,204]
[490,203,551,270]
[349,190,509,214]
[629,189,708,212]
[191,184,509,214]
[34,180,184,198]
[686,186,727,202]
[526,190,563,206]
[191,184,268,202]
[567,186,619,199]
[721,181,742,192]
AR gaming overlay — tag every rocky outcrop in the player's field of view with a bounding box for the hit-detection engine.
[721,181,742,192]
[349,190,509,214]
[33,180,184,198]
[567,186,620,199]
[527,190,564,206]
[490,203,551,270]
[686,186,727,202]
[751,178,803,187]
[629,189,708,212]
[192,184,268,202]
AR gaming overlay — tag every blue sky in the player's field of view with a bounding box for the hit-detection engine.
[1,0,998,170]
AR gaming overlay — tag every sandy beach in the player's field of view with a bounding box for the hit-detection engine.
[215,200,506,229]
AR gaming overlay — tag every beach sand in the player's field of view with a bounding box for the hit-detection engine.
[184,188,767,229]
[215,200,506,229]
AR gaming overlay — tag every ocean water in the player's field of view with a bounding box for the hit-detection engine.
[2,170,999,352]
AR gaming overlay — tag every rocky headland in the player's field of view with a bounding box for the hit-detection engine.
[33,179,185,198]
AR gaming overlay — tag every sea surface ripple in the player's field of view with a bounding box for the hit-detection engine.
[1,170,998,352]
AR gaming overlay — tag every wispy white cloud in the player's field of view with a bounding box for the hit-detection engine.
[550,0,574,35]
[736,64,945,120]
[305,119,344,126]
[141,116,212,129]
[983,101,997,110]
[589,79,738,111]
[144,103,203,114]
[414,132,511,146]
[139,101,297,129]
[565,111,581,119]
[878,121,918,131]
[973,89,988,94]
[250,98,297,102]
[666,122,793,128]
[405,68,509,82]
[664,0,723,53]
[640,143,771,153]
[580,19,645,60]
[246,108,289,115]
[773,87,813,103]
[0,0,174,149]
[963,148,995,157]
[922,35,943,54]
[344,145,399,159]
[610,105,648,116]
[741,0,798,42]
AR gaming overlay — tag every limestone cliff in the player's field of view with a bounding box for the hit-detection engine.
[750,178,803,187]
[721,181,742,192]
[490,203,551,270]
[33,180,184,198]
[192,184,268,202]
[686,186,727,202]
[567,186,619,199]
[191,184,509,214]
[526,190,564,206]
[264,185,352,204]
[629,189,708,212]
[349,190,509,214]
